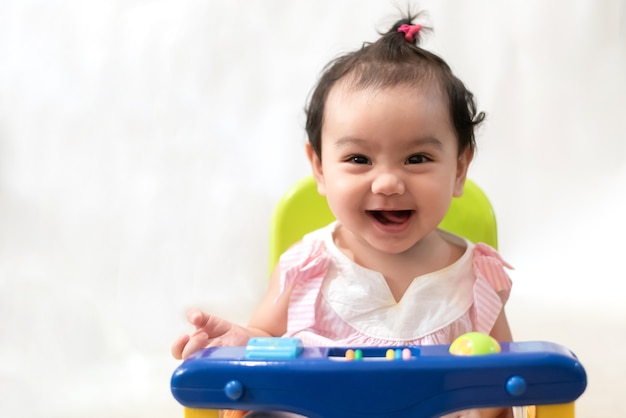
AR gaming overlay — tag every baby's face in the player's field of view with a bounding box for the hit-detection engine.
[311,82,471,255]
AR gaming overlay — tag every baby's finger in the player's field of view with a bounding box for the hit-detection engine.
[181,332,209,359]
[171,334,190,360]
[186,308,210,328]
[206,337,225,348]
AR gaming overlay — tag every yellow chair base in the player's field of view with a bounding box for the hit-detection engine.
[535,402,575,417]
[184,407,219,418]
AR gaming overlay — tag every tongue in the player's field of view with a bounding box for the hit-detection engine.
[376,210,412,224]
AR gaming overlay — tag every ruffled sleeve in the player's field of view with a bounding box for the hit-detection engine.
[277,239,331,335]
[471,243,513,334]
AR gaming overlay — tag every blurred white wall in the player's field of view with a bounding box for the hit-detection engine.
[0,1,624,417]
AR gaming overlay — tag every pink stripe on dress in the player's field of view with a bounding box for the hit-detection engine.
[472,243,513,333]
[278,240,330,335]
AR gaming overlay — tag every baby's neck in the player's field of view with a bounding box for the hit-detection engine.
[334,228,465,302]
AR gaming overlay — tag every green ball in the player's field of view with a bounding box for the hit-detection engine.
[449,332,501,356]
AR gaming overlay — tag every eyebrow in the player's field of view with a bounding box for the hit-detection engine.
[334,137,367,148]
[334,136,444,149]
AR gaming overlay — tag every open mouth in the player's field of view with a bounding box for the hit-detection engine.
[367,210,414,225]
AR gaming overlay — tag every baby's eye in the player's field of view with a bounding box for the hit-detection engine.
[406,154,430,164]
[347,155,371,165]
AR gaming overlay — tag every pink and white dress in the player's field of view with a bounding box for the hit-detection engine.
[278,222,512,347]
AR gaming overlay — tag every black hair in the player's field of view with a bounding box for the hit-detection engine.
[305,14,485,159]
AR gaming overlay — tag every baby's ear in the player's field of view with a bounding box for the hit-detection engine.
[453,146,474,197]
[305,143,327,196]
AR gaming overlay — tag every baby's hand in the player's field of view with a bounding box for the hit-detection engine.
[171,309,251,359]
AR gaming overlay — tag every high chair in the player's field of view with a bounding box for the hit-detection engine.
[171,176,586,418]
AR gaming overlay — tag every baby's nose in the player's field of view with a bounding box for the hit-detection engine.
[371,172,405,196]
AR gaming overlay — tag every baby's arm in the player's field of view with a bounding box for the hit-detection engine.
[246,261,291,336]
[172,264,290,360]
[489,308,513,342]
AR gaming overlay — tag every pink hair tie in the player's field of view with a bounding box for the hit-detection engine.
[398,23,422,42]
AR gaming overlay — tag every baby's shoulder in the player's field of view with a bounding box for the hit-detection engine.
[470,242,513,298]
[278,223,335,273]
[471,242,514,271]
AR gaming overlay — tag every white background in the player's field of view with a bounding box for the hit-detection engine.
[0,1,624,417]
